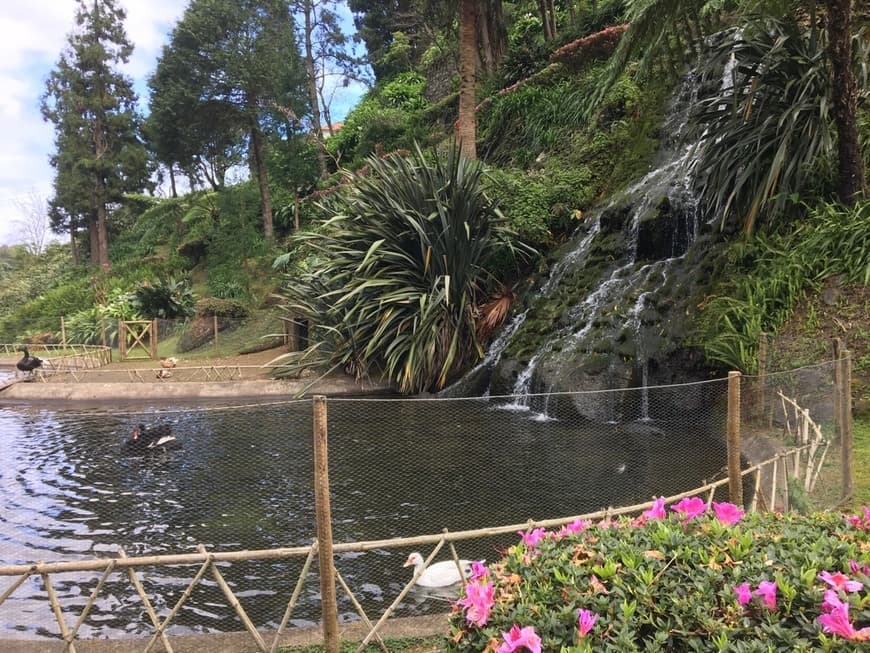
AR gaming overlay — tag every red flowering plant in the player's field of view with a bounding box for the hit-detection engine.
[549,24,630,71]
[448,504,870,651]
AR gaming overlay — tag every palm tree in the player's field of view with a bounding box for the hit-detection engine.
[457,0,478,159]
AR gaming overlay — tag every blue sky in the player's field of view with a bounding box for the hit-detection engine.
[0,0,365,247]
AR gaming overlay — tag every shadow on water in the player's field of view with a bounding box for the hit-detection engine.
[0,396,727,638]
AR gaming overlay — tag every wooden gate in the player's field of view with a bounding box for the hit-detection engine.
[118,320,157,361]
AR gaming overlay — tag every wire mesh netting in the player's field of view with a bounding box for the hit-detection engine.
[0,365,851,643]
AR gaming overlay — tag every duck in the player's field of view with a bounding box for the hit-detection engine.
[155,369,173,380]
[122,423,181,455]
[160,357,178,369]
[403,552,480,587]
[16,347,43,377]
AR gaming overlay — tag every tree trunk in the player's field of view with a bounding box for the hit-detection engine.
[250,126,274,240]
[69,228,79,266]
[478,0,507,74]
[538,0,552,41]
[169,165,177,198]
[827,0,866,203]
[457,0,478,159]
[547,0,558,39]
[303,0,329,180]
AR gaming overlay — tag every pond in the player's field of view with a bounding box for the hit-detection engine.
[0,395,729,639]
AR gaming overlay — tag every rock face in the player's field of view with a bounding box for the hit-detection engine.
[460,75,727,420]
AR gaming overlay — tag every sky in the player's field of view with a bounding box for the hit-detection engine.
[0,0,365,248]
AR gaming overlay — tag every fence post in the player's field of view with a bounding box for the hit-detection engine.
[118,320,126,361]
[313,395,339,653]
[840,350,853,501]
[150,319,158,360]
[833,338,842,444]
[757,333,767,423]
[727,371,743,506]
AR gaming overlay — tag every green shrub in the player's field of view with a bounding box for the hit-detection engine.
[194,297,250,318]
[131,277,195,320]
[449,504,870,651]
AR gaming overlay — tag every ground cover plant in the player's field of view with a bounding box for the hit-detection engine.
[448,501,870,652]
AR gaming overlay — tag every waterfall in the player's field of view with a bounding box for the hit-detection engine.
[476,70,714,421]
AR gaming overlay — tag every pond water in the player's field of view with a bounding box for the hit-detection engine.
[0,396,728,639]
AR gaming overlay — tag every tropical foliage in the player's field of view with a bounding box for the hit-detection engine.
[695,200,870,372]
[448,503,870,651]
[274,144,531,393]
[690,18,868,235]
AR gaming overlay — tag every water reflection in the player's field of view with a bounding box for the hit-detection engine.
[0,397,726,638]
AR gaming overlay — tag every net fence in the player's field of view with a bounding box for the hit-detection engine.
[0,360,851,645]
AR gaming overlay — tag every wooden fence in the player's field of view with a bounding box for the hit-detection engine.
[0,369,850,653]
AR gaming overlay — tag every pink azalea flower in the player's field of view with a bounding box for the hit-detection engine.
[734,582,752,605]
[818,599,858,639]
[469,560,489,580]
[712,501,745,525]
[818,570,864,593]
[670,497,707,521]
[457,580,495,628]
[642,497,667,521]
[577,608,599,637]
[754,581,777,610]
[558,518,590,538]
[497,625,542,653]
[518,527,548,548]
[821,589,847,614]
[849,560,870,577]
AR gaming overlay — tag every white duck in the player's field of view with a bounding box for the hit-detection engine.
[403,552,479,588]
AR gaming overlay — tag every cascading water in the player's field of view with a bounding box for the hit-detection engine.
[471,71,721,422]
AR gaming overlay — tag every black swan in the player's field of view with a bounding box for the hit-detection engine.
[122,423,181,455]
[16,347,43,376]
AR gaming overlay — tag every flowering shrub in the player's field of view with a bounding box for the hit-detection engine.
[549,25,630,70]
[448,503,870,651]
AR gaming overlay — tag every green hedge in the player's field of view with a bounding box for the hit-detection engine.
[448,502,870,651]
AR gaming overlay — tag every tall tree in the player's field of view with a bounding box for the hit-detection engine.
[457,0,478,159]
[41,0,151,267]
[826,0,866,203]
[148,0,306,239]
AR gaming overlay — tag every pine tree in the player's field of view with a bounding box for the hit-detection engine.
[40,0,152,267]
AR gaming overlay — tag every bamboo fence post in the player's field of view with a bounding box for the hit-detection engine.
[833,338,842,444]
[757,332,767,423]
[213,315,219,353]
[269,544,316,653]
[142,558,212,653]
[335,569,389,653]
[841,350,853,501]
[0,571,31,609]
[150,319,158,359]
[66,561,115,647]
[196,544,267,652]
[313,395,339,653]
[41,570,77,653]
[118,320,126,361]
[117,548,174,653]
[727,371,743,506]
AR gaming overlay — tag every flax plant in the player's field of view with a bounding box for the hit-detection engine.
[274,145,530,394]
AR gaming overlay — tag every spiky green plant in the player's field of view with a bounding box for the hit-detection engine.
[274,145,532,394]
[691,18,840,235]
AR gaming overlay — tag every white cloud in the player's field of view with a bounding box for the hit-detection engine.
[0,0,185,246]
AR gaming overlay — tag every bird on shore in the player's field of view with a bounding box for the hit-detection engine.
[15,347,43,378]
[160,357,178,368]
[403,552,480,587]
[156,369,173,380]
